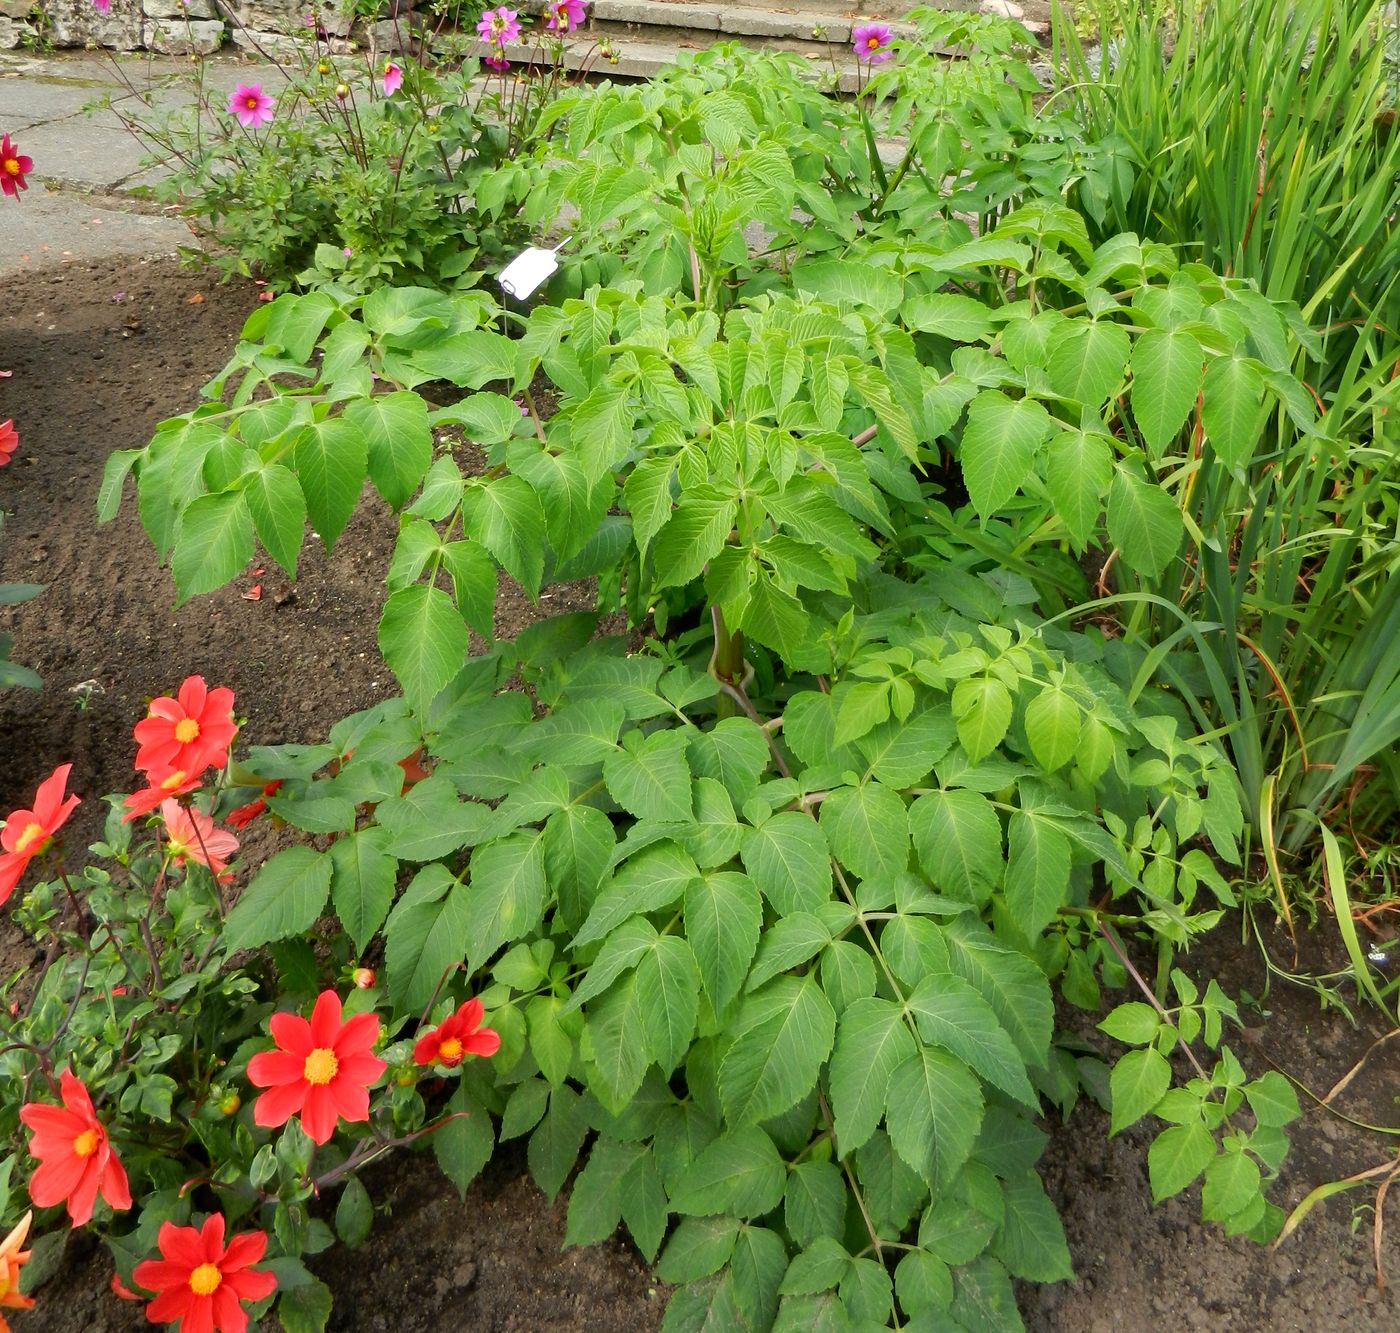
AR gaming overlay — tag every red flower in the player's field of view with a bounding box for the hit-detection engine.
[0,1211,35,1331]
[19,1070,131,1227]
[224,780,282,831]
[412,998,501,1068]
[133,676,237,781]
[0,135,33,199]
[0,420,17,466]
[247,990,385,1145]
[132,1214,276,1333]
[121,767,200,824]
[110,1271,142,1301]
[0,764,80,907]
[398,748,430,793]
[161,800,239,882]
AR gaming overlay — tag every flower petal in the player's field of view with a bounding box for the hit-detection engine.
[253,1081,306,1130]
[335,1052,387,1087]
[456,997,484,1032]
[212,1284,250,1333]
[58,1070,96,1120]
[27,1153,87,1209]
[157,1220,207,1270]
[182,1291,217,1333]
[18,1103,83,1137]
[247,1050,305,1088]
[220,1230,268,1273]
[178,675,209,718]
[199,1212,226,1264]
[31,765,73,828]
[224,1264,277,1302]
[333,1010,379,1056]
[308,990,343,1048]
[66,1160,100,1226]
[463,1029,502,1058]
[327,1077,370,1126]
[299,1083,338,1145]
[146,1285,195,1325]
[268,1011,313,1057]
[100,1150,132,1212]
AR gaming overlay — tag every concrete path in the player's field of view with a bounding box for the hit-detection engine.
[0,50,283,269]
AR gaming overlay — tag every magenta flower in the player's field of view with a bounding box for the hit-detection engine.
[484,52,511,71]
[91,0,111,12]
[382,61,403,95]
[851,22,893,64]
[544,0,586,33]
[228,84,276,129]
[302,11,315,25]
[477,5,521,46]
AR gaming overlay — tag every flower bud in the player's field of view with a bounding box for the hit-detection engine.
[395,1068,416,1088]
[353,967,376,989]
[335,83,350,100]
[218,1091,241,1116]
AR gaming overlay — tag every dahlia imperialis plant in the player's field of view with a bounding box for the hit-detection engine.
[0,677,499,1329]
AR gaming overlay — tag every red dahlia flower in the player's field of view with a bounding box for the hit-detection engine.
[224,779,282,830]
[247,990,385,1144]
[0,1211,34,1332]
[0,420,17,466]
[0,764,80,907]
[161,800,239,881]
[0,135,32,199]
[133,1214,276,1333]
[122,767,200,823]
[412,997,501,1068]
[133,675,237,780]
[19,1070,131,1226]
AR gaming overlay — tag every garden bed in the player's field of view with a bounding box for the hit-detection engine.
[2,254,1395,1332]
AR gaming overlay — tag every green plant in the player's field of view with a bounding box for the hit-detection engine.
[0,515,41,691]
[1098,964,1301,1236]
[97,205,1312,1319]
[0,707,503,1327]
[1052,0,1400,360]
[100,17,600,291]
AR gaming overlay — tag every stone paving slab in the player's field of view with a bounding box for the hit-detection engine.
[0,178,197,270]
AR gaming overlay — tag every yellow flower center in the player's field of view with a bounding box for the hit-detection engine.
[3,160,18,175]
[245,97,259,109]
[174,718,201,744]
[188,1263,222,1297]
[73,1128,100,1158]
[867,36,879,48]
[303,1048,339,1085]
[439,1037,463,1061]
[13,821,46,854]
[161,769,189,792]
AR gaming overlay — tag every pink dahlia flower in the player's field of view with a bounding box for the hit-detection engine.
[228,83,276,129]
[477,5,520,45]
[544,0,586,33]
[852,22,893,64]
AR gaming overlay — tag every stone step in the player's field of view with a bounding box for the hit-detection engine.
[587,0,920,44]
[584,0,1048,46]
[495,31,876,90]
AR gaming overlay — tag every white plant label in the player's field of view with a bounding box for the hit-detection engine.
[498,242,568,299]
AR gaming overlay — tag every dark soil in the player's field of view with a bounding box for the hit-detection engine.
[2,255,1397,1333]
[1028,924,1399,1331]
